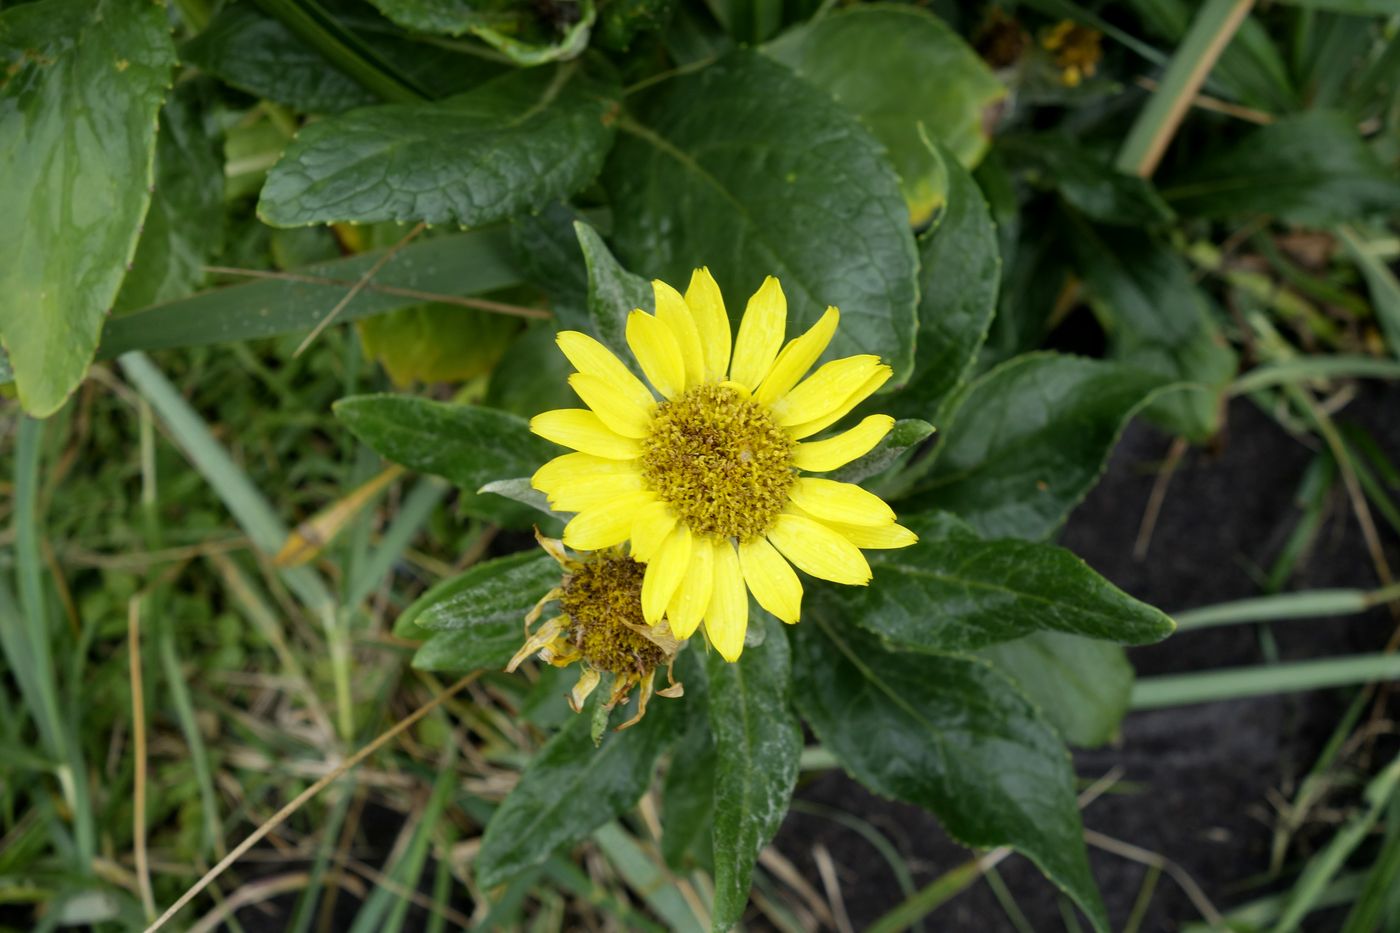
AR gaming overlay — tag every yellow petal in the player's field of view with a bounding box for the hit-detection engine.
[728,276,787,390]
[771,356,883,427]
[667,538,714,639]
[531,409,642,460]
[738,536,803,624]
[787,367,893,440]
[766,513,872,585]
[569,373,652,438]
[556,331,655,409]
[755,306,839,405]
[685,267,731,379]
[787,477,896,527]
[532,452,635,497]
[792,415,895,472]
[642,525,692,625]
[564,490,656,549]
[705,539,748,662]
[544,470,644,513]
[626,310,686,399]
[631,499,677,563]
[654,279,706,390]
[825,521,918,550]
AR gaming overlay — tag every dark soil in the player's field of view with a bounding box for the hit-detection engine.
[774,384,1400,931]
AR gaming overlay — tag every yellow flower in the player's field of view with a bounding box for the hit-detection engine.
[507,533,684,730]
[1041,20,1102,87]
[529,270,917,662]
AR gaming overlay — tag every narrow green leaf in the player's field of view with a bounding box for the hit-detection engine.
[1162,112,1400,225]
[904,353,1166,540]
[1069,223,1236,441]
[979,632,1133,749]
[575,221,654,363]
[395,550,558,638]
[412,625,520,672]
[334,394,555,490]
[1337,225,1400,360]
[606,50,918,383]
[707,630,802,932]
[476,697,676,888]
[792,618,1107,933]
[1272,0,1400,14]
[828,511,1173,651]
[260,64,619,227]
[765,5,1003,225]
[886,144,1000,421]
[0,0,176,416]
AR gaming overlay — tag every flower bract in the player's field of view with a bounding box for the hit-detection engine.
[529,270,917,661]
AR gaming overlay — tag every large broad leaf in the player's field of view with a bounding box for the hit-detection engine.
[660,652,715,872]
[412,625,520,671]
[707,627,801,932]
[509,202,592,333]
[357,303,521,387]
[903,353,1166,540]
[979,632,1133,749]
[1069,223,1236,442]
[367,0,597,65]
[825,511,1173,651]
[575,221,653,363]
[394,550,559,638]
[0,0,176,416]
[259,64,619,227]
[605,50,918,383]
[113,87,226,313]
[792,618,1107,933]
[476,695,676,887]
[886,145,999,421]
[1003,133,1174,228]
[1162,111,1400,225]
[765,4,1003,225]
[335,394,555,489]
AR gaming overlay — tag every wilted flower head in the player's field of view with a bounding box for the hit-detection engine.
[1041,20,1102,87]
[507,534,683,730]
[529,269,916,662]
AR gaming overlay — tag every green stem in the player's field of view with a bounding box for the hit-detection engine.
[1132,654,1400,709]
[1173,584,1400,630]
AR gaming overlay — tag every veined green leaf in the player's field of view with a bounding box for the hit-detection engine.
[792,618,1107,933]
[660,652,715,872]
[827,510,1173,651]
[259,64,619,227]
[0,0,176,416]
[395,550,559,638]
[903,353,1166,540]
[606,50,918,384]
[334,394,556,491]
[476,695,676,887]
[1162,111,1400,225]
[707,629,801,931]
[575,221,653,364]
[766,4,1004,225]
[886,143,999,421]
[979,632,1134,748]
[412,625,521,672]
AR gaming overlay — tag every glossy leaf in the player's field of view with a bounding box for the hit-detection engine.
[576,221,653,363]
[606,50,918,383]
[1162,111,1400,225]
[357,303,521,387]
[510,202,592,333]
[904,353,1165,540]
[1005,134,1173,228]
[334,394,555,491]
[114,87,226,313]
[827,510,1173,651]
[1069,224,1236,442]
[766,4,1003,225]
[707,629,802,932]
[979,632,1133,749]
[476,695,676,887]
[367,0,597,65]
[886,145,999,421]
[394,550,558,637]
[260,64,619,227]
[792,618,1107,933]
[412,624,520,671]
[0,0,176,416]
[661,651,715,871]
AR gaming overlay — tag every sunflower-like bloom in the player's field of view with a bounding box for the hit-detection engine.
[529,270,916,661]
[507,534,683,730]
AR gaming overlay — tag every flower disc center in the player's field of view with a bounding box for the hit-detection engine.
[561,556,665,675]
[640,383,796,541]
